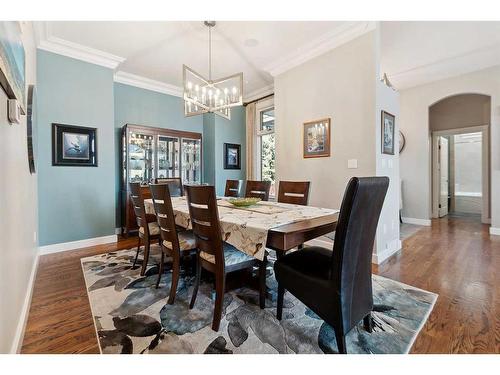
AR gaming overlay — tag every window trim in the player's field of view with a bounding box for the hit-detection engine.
[254,98,275,197]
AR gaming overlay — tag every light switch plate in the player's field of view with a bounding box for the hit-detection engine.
[347,159,358,169]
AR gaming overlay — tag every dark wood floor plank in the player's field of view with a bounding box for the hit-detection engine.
[21,216,499,353]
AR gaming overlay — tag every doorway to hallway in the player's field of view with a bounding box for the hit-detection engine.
[432,129,486,222]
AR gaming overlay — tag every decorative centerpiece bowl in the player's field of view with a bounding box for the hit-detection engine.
[228,197,261,207]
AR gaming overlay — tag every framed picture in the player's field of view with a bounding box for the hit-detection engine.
[224,143,241,169]
[52,123,97,167]
[0,21,26,113]
[303,118,331,158]
[381,110,396,155]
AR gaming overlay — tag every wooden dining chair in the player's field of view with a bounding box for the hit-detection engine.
[155,177,183,197]
[224,179,243,197]
[129,182,161,276]
[245,180,271,201]
[149,184,197,303]
[277,181,311,205]
[274,177,389,353]
[185,185,266,331]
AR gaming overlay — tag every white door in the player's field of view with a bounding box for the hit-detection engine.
[438,136,449,217]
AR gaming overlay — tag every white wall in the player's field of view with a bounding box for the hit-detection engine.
[399,65,500,230]
[275,32,377,210]
[374,45,401,262]
[0,22,38,353]
[275,28,400,263]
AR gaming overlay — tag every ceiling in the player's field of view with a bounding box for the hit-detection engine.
[38,21,347,99]
[381,21,500,89]
[35,21,500,95]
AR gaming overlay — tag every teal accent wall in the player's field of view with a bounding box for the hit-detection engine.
[203,113,216,185]
[37,50,116,246]
[214,107,246,196]
[36,53,246,246]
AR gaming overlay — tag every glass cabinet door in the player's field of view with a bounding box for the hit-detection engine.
[128,131,154,184]
[181,138,202,184]
[157,135,180,179]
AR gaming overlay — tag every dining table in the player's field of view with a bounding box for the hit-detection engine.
[143,197,339,261]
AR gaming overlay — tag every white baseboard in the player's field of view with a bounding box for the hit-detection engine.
[401,217,431,226]
[39,234,118,255]
[489,227,500,236]
[10,251,39,353]
[372,239,402,265]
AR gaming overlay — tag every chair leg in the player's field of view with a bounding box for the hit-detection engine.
[140,240,150,276]
[259,256,267,309]
[132,236,141,268]
[277,283,285,321]
[212,273,226,331]
[155,250,165,289]
[168,254,180,304]
[189,255,202,309]
[363,313,373,333]
[334,328,347,354]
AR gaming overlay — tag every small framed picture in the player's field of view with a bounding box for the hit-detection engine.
[52,123,97,166]
[224,143,241,169]
[381,111,396,155]
[303,118,331,158]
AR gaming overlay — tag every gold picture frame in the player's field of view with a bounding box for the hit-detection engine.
[303,118,331,158]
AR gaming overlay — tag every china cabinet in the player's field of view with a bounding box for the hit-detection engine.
[121,124,202,235]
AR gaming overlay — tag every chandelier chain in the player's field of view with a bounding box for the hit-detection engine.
[208,25,212,81]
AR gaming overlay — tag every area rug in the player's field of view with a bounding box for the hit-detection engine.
[81,246,437,354]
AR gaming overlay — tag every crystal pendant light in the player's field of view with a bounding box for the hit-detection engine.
[183,21,243,120]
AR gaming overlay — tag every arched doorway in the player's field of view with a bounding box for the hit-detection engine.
[429,93,491,224]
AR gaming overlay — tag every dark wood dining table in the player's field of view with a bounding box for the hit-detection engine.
[265,213,339,257]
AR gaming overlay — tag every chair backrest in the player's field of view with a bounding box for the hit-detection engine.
[155,177,183,197]
[129,182,148,235]
[224,179,243,197]
[185,185,224,267]
[149,183,179,248]
[332,176,389,332]
[277,181,311,205]
[245,180,271,201]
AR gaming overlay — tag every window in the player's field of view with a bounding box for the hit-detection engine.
[257,106,276,197]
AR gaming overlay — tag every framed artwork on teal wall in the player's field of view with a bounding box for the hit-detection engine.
[0,21,26,114]
[224,143,241,169]
[52,123,97,167]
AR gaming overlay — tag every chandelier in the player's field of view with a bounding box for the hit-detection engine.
[183,21,243,120]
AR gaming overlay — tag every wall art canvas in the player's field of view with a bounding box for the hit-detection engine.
[224,143,241,169]
[381,111,395,155]
[52,123,97,167]
[0,21,26,113]
[303,118,331,158]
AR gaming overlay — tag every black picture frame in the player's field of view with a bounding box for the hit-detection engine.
[224,143,241,170]
[52,123,97,167]
[381,110,396,155]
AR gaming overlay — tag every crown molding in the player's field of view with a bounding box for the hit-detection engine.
[114,71,183,97]
[244,84,274,103]
[34,21,125,69]
[264,21,376,77]
[38,36,125,69]
[388,43,500,90]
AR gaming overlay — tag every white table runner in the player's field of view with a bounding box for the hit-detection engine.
[144,197,338,261]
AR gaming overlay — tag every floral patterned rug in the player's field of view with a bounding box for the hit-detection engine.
[81,246,437,354]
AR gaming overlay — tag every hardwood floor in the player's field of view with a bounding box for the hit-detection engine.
[22,215,500,353]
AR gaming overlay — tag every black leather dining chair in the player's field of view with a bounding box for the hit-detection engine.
[274,176,389,354]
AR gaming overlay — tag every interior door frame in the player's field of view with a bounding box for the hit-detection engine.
[431,125,490,223]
